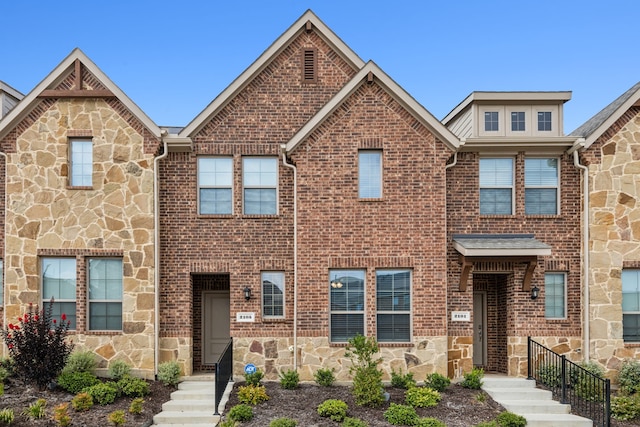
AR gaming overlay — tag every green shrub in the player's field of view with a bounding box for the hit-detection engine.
[279,369,299,389]
[383,403,418,426]
[0,408,14,424]
[71,392,93,411]
[461,367,484,390]
[317,399,348,422]
[573,361,605,401]
[315,367,336,387]
[53,403,71,427]
[536,363,561,388]
[108,360,131,381]
[1,300,74,389]
[416,417,446,427]
[424,373,451,392]
[63,350,97,375]
[495,411,527,427]
[22,398,47,419]
[475,422,498,427]
[117,375,150,397]
[0,366,9,383]
[0,358,14,378]
[0,383,3,397]
[342,417,369,427]
[612,394,640,420]
[346,334,384,407]
[245,369,264,386]
[108,409,126,426]
[405,386,441,408]
[391,368,416,389]
[219,420,239,427]
[129,397,144,415]
[57,371,101,394]
[269,417,298,427]
[228,404,254,422]
[476,391,488,402]
[238,384,269,405]
[619,359,640,395]
[84,382,119,405]
[158,361,181,387]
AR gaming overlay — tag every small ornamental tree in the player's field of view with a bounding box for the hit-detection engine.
[1,299,74,389]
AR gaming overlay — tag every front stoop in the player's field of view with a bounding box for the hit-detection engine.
[153,379,220,427]
[481,375,592,427]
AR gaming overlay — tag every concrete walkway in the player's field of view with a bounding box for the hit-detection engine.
[482,375,593,427]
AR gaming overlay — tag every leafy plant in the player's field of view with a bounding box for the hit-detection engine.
[108,409,126,426]
[0,358,14,378]
[383,403,418,426]
[474,422,498,427]
[269,418,298,427]
[108,360,131,381]
[279,369,299,389]
[476,392,487,403]
[62,351,97,375]
[572,361,605,401]
[495,411,527,427]
[345,334,384,407]
[57,371,101,394]
[0,383,3,397]
[129,397,144,415]
[1,300,74,389]
[416,417,446,427]
[405,386,441,408]
[536,363,561,388]
[317,399,348,422]
[342,417,369,427]
[0,366,10,384]
[0,408,14,424]
[84,382,119,405]
[461,367,484,390]
[612,395,640,420]
[619,359,640,395]
[245,369,264,386]
[117,375,150,397]
[315,367,336,387]
[53,402,71,427]
[22,398,47,419]
[158,361,181,387]
[71,392,93,411]
[424,372,450,392]
[391,368,416,389]
[228,404,254,422]
[238,384,269,405]
[219,419,239,427]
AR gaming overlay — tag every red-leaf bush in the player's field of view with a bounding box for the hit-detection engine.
[1,299,74,389]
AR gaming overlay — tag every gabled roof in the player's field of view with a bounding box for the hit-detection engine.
[0,81,24,101]
[570,81,640,148]
[179,9,365,138]
[285,61,460,153]
[0,48,162,141]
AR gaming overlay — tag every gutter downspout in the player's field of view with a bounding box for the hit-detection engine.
[280,145,298,370]
[444,146,459,376]
[0,152,6,340]
[572,139,589,361]
[153,137,169,376]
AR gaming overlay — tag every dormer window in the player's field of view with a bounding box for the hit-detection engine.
[484,112,499,132]
[538,111,552,131]
[511,112,526,131]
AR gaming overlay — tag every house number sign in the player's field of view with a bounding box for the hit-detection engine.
[451,311,470,322]
[236,312,255,322]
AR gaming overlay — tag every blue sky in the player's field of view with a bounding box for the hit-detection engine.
[2,1,639,132]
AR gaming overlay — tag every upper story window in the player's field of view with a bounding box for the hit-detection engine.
[544,272,566,319]
[42,257,77,329]
[329,270,365,343]
[538,111,552,131]
[88,258,122,331]
[70,139,93,187]
[198,157,233,215]
[262,271,285,319]
[484,112,499,132]
[622,269,640,342]
[359,150,382,199]
[243,157,277,215]
[376,269,411,342]
[479,158,513,215]
[525,158,558,215]
[511,112,526,132]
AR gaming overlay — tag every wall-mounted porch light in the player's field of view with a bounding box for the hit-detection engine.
[243,287,252,301]
[530,285,540,300]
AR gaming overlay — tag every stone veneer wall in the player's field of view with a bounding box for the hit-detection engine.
[507,336,583,377]
[447,336,473,379]
[3,98,157,378]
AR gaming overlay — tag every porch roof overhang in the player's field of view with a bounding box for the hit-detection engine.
[452,234,551,292]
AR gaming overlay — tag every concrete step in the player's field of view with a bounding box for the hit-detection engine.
[482,376,536,388]
[170,388,215,400]
[483,386,553,401]
[162,399,216,412]
[499,399,570,414]
[519,413,593,427]
[179,381,216,390]
[153,410,218,425]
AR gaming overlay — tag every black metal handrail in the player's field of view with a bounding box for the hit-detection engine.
[527,337,610,427]
[214,337,234,416]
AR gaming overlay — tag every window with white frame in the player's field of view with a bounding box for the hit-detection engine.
[484,112,499,132]
[525,158,558,215]
[537,111,552,131]
[359,151,382,198]
[622,269,640,342]
[198,157,233,214]
[88,258,122,331]
[262,271,284,319]
[544,272,566,318]
[243,157,277,214]
[329,270,365,342]
[42,258,77,329]
[479,158,513,215]
[511,112,526,131]
[70,140,93,187]
[376,269,411,342]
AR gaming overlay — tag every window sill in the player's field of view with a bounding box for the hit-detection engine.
[68,331,122,336]
[330,341,414,348]
[358,198,383,202]
[263,318,287,323]
[197,214,234,219]
[241,214,280,219]
[66,186,93,190]
[624,342,640,348]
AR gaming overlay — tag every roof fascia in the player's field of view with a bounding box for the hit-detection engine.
[0,48,161,140]
[179,10,365,138]
[0,81,24,101]
[285,61,460,153]
[582,87,640,149]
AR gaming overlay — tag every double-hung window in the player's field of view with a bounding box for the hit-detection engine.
[262,271,285,319]
[525,158,558,215]
[329,270,365,342]
[376,270,411,342]
[88,258,123,331]
[622,269,640,342]
[479,158,513,215]
[42,258,77,329]
[359,151,382,198]
[243,157,277,214]
[198,157,233,214]
[544,273,566,319]
[70,140,93,187]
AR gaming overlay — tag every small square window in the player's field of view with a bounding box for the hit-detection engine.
[484,112,499,132]
[511,112,525,131]
[538,111,552,131]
